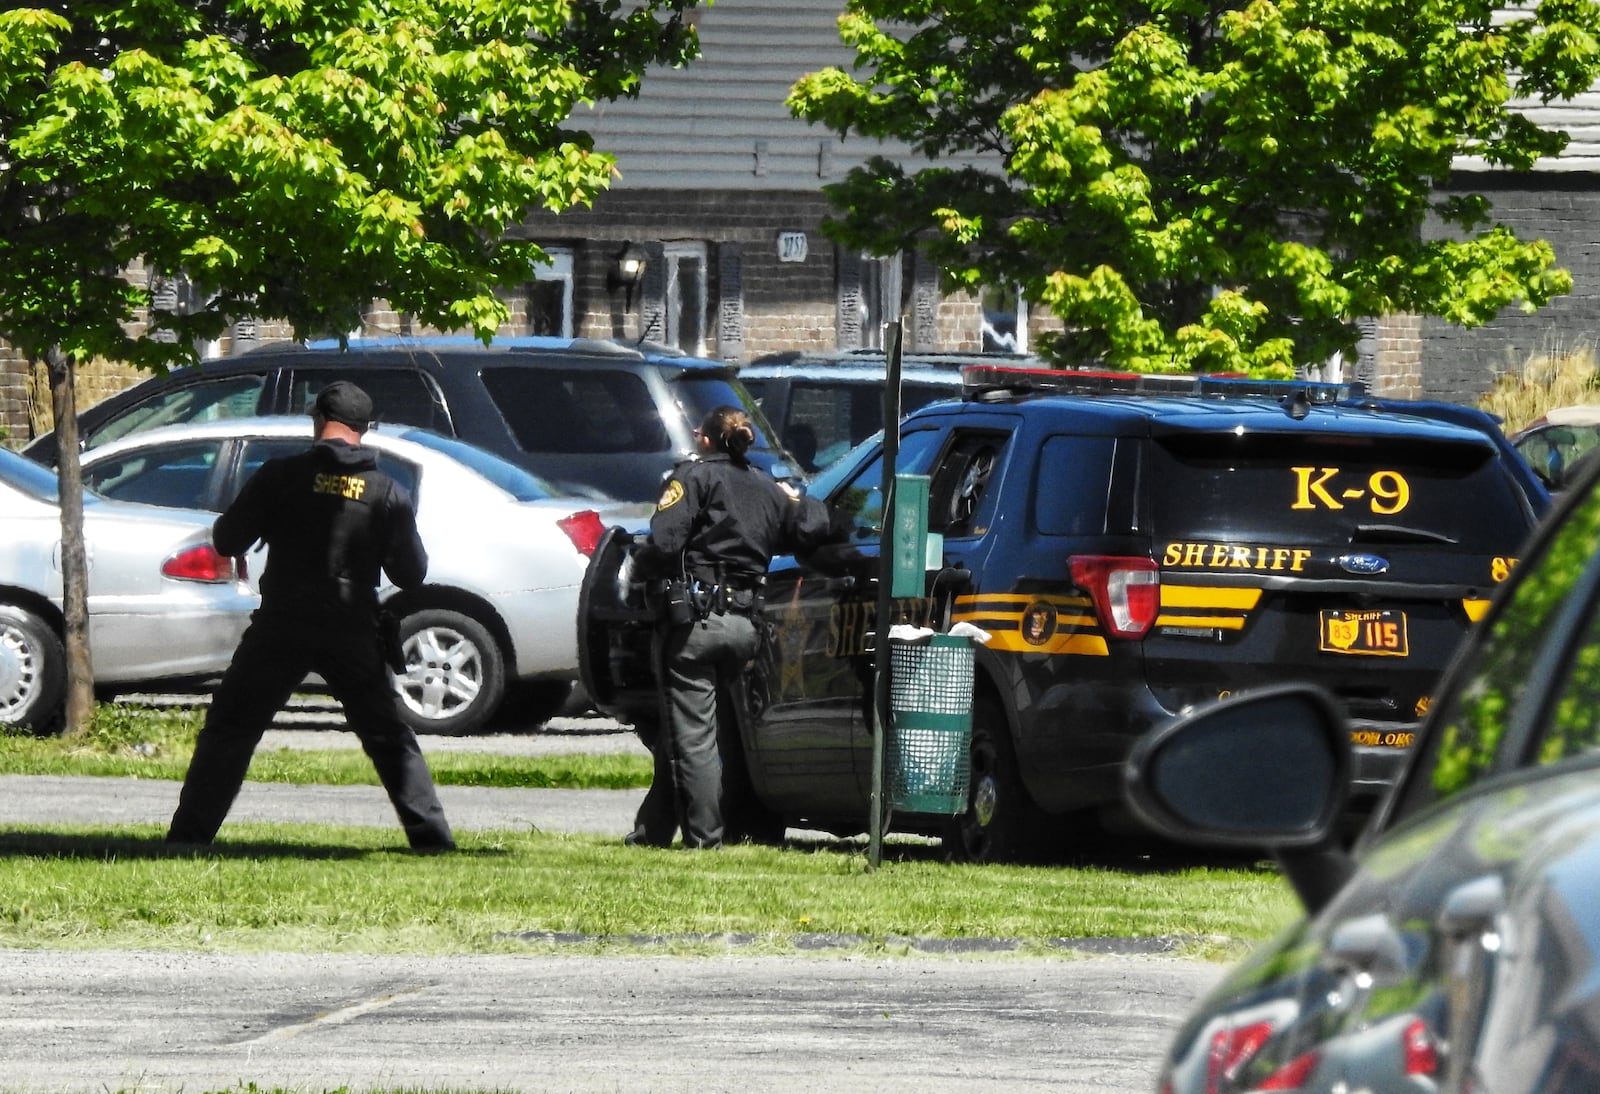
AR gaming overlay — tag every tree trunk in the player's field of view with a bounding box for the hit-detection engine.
[46,346,95,737]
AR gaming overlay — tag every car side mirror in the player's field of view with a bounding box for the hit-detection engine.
[1124,684,1350,849]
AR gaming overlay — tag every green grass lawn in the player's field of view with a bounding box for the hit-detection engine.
[0,823,1296,958]
[0,705,1301,961]
[0,703,652,788]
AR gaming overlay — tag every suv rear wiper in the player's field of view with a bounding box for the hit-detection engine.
[1351,524,1459,546]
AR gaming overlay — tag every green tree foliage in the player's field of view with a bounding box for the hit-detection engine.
[0,0,699,732]
[789,0,1600,374]
[1426,485,1600,800]
[0,0,699,363]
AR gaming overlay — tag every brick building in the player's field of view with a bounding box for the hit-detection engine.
[1419,177,1600,403]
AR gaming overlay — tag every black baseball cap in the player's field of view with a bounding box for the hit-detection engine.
[313,381,373,430]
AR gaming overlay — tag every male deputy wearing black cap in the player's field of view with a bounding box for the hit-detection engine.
[167,381,455,852]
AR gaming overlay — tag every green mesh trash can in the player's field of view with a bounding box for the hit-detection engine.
[888,634,974,814]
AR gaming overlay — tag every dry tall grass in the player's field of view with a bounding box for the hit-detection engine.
[1479,344,1600,434]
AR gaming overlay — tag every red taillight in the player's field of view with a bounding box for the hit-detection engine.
[1069,554,1159,638]
[1256,1049,1320,1090]
[1402,1017,1439,1077]
[1207,1021,1275,1092]
[161,544,238,583]
[556,510,607,557]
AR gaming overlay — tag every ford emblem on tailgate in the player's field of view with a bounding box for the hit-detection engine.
[1336,552,1390,575]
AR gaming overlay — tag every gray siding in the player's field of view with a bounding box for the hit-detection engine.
[1458,91,1600,172]
[587,4,1600,184]
[578,0,940,190]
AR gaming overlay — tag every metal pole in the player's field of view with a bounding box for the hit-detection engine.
[869,320,904,870]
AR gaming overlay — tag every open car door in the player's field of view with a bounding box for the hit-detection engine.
[577,525,660,731]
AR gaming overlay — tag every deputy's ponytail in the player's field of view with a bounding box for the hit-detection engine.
[700,406,755,464]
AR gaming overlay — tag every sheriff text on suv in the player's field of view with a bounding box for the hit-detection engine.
[581,367,1548,862]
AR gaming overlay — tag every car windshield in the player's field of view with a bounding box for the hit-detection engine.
[821,428,946,538]
[84,373,267,451]
[673,373,785,456]
[395,429,559,501]
[1516,422,1600,488]
[809,431,884,499]
[0,447,93,506]
[1392,469,1600,819]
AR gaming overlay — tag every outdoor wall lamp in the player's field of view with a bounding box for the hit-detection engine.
[607,242,647,309]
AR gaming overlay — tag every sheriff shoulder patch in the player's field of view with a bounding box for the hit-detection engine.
[657,480,685,510]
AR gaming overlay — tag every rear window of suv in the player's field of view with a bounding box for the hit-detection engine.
[481,366,671,454]
[481,366,775,457]
[285,367,448,433]
[747,377,960,472]
[1146,431,1528,548]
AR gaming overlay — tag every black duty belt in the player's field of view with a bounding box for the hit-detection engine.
[267,578,378,613]
[689,567,765,591]
[720,588,761,613]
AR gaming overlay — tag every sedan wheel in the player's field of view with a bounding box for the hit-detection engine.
[941,693,1045,864]
[0,605,66,734]
[392,609,506,736]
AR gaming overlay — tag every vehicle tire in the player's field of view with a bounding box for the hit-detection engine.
[0,604,66,735]
[724,793,787,846]
[941,692,1046,864]
[716,702,787,846]
[492,680,575,731]
[392,608,506,736]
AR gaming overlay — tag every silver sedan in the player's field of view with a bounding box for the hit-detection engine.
[0,446,257,731]
[78,418,651,735]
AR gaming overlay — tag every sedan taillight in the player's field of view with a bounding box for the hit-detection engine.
[557,510,607,557]
[1402,1017,1440,1077]
[1255,1049,1320,1089]
[162,544,239,583]
[1069,554,1159,638]
[1206,1020,1275,1092]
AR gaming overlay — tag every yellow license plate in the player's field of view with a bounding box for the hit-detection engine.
[1320,609,1408,657]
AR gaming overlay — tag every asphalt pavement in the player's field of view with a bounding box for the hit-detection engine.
[0,711,1228,1093]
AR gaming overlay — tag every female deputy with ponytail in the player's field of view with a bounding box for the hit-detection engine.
[627,405,831,850]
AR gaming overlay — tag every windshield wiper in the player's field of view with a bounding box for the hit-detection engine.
[1351,524,1458,546]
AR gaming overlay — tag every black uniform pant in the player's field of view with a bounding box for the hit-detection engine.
[630,610,759,849]
[167,608,454,850]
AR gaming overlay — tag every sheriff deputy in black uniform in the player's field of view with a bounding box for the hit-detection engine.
[166,381,455,852]
[627,405,831,850]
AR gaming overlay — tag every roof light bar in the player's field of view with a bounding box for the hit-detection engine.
[960,365,1358,404]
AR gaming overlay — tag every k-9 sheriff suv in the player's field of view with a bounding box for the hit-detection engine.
[581,366,1548,862]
